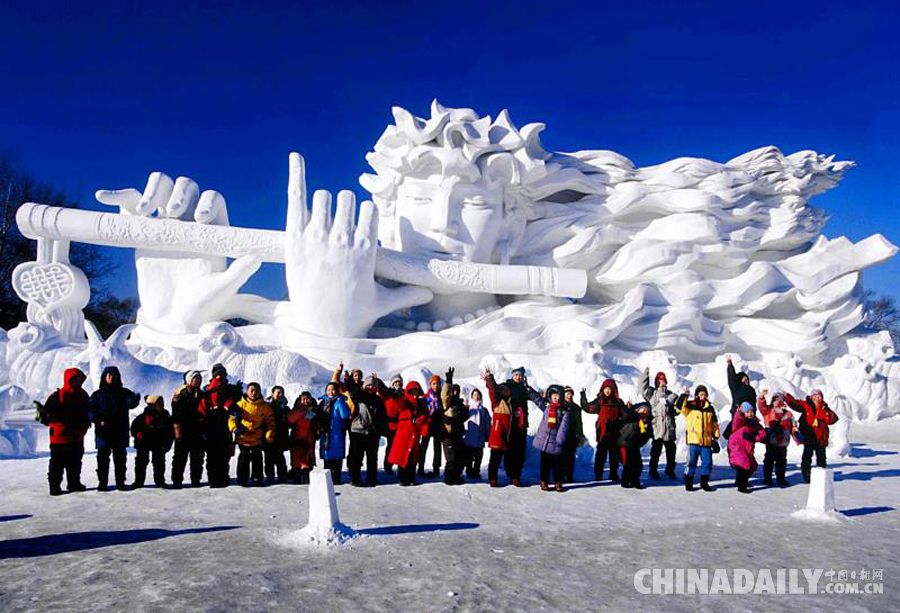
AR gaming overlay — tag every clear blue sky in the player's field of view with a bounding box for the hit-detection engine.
[2,0,898,301]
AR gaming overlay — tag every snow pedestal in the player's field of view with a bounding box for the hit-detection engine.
[285,468,358,547]
[792,467,842,522]
[308,467,341,527]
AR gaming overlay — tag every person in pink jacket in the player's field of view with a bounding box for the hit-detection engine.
[728,402,767,493]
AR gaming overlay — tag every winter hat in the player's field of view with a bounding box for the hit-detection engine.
[390,374,403,386]
[145,394,163,407]
[546,384,564,400]
[511,366,526,377]
[811,389,824,398]
[185,370,202,384]
[211,363,227,379]
[564,386,574,395]
[429,374,442,387]
[363,375,377,388]
[695,385,708,397]
[405,381,423,396]
[740,401,755,415]
[655,371,667,386]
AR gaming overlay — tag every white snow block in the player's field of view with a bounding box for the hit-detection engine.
[792,467,842,522]
[805,467,835,512]
[308,467,340,527]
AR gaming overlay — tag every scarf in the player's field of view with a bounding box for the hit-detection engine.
[548,403,560,429]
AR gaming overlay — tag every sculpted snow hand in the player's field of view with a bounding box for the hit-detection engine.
[281,152,432,338]
[95,172,260,334]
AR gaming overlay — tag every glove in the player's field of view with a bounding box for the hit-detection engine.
[711,440,721,454]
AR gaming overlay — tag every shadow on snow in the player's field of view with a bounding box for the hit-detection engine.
[357,522,478,536]
[0,526,239,559]
[0,514,32,523]
[841,506,895,517]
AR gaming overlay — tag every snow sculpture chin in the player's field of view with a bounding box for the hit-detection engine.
[5,100,899,438]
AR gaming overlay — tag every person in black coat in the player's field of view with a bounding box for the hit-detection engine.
[616,401,652,489]
[130,395,175,488]
[170,370,206,488]
[264,385,291,484]
[726,356,756,414]
[88,366,140,491]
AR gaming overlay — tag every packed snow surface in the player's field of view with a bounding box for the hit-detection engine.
[1,422,897,612]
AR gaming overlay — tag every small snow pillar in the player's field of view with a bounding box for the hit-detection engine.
[804,467,836,513]
[307,467,340,527]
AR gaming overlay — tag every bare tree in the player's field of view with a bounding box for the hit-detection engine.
[0,152,124,332]
[863,289,900,346]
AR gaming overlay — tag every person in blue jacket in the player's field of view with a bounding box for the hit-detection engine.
[318,381,352,485]
[88,366,140,491]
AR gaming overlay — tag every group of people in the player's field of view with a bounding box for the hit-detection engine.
[37,356,838,497]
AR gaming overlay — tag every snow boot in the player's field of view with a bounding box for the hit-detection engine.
[540,481,550,491]
[763,475,774,486]
[649,469,660,480]
[511,478,523,487]
[97,482,109,492]
[684,475,694,491]
[489,479,499,487]
[67,483,87,493]
[700,476,715,492]
[49,484,63,496]
[777,477,789,488]
[554,482,565,493]
[633,481,645,490]
[665,469,677,479]
[350,479,365,487]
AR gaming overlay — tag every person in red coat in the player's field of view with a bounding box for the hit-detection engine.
[482,367,518,487]
[40,368,91,495]
[580,379,624,482]
[784,389,838,482]
[385,381,426,486]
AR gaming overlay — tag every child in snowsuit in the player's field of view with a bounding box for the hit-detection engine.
[531,385,571,492]
[130,395,174,488]
[728,402,767,493]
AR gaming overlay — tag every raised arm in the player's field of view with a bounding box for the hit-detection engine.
[580,389,598,414]
[639,368,652,401]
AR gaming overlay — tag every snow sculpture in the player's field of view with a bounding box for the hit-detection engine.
[4,100,899,439]
[11,237,89,343]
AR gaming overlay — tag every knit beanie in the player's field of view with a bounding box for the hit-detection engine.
[363,375,377,388]
[211,363,227,379]
[185,370,202,384]
[145,395,163,407]
[390,375,403,386]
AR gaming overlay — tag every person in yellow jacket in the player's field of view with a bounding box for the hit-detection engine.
[679,385,720,492]
[229,382,275,486]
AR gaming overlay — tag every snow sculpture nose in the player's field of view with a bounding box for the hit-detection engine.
[429,190,458,236]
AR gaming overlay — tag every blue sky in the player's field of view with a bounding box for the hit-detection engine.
[2,0,898,301]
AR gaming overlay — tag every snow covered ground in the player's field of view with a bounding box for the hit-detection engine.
[1,421,898,613]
